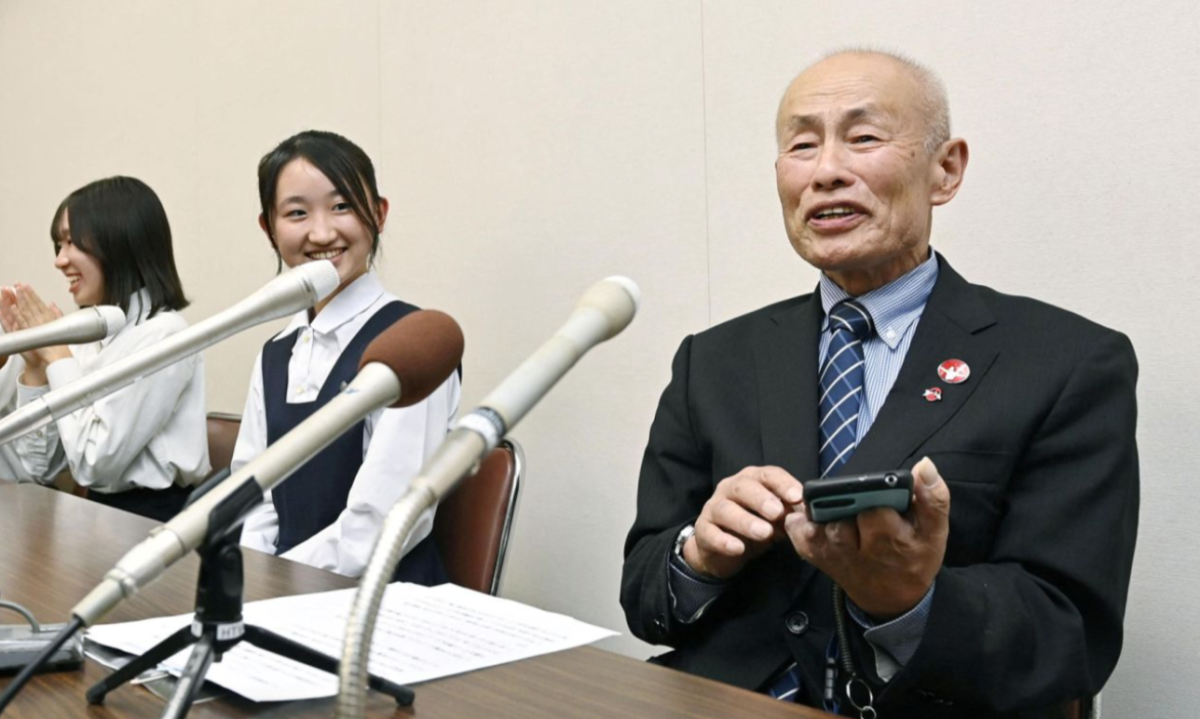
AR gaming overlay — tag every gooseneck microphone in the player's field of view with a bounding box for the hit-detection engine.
[0,309,463,715]
[0,305,126,358]
[70,309,464,627]
[0,262,340,447]
[335,276,640,719]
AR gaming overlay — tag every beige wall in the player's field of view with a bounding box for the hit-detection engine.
[1,1,1196,715]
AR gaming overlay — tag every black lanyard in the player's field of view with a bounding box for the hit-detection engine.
[832,584,878,718]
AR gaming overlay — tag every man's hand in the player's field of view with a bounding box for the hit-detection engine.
[784,457,951,619]
[683,466,803,580]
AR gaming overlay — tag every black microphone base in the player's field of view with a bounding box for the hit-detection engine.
[84,528,413,717]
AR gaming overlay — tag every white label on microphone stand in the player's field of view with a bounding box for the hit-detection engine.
[215,622,245,641]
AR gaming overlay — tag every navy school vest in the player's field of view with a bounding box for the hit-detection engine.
[262,300,448,585]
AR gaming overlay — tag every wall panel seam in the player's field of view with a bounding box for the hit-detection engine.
[700,0,713,329]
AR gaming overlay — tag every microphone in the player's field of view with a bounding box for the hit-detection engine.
[0,309,460,714]
[69,309,464,627]
[0,262,340,447]
[335,276,640,719]
[0,262,344,713]
[0,306,126,357]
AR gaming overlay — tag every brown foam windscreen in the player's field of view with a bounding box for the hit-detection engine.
[358,310,464,407]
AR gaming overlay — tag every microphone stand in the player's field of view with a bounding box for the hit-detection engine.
[335,276,642,718]
[85,472,413,719]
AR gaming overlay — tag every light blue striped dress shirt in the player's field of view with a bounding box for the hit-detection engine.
[817,251,938,443]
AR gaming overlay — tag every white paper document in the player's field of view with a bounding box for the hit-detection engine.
[85,583,617,702]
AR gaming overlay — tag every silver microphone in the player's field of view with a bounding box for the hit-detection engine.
[335,276,641,719]
[0,261,340,447]
[0,306,125,357]
[69,310,464,627]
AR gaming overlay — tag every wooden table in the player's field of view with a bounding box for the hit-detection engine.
[0,484,830,718]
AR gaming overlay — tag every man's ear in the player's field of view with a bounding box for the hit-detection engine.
[258,214,276,247]
[930,138,969,206]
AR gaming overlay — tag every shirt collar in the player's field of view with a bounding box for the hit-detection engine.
[274,271,385,340]
[819,250,940,350]
[103,288,152,347]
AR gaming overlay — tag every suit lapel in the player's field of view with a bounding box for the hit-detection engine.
[843,257,1000,473]
[753,294,824,596]
[753,294,823,482]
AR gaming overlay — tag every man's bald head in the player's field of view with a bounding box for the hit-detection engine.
[773,49,969,295]
[779,49,951,156]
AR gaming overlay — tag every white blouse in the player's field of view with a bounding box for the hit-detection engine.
[14,290,210,493]
[235,272,461,578]
[0,354,36,481]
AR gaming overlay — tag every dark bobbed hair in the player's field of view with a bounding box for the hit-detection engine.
[257,130,384,272]
[50,176,189,318]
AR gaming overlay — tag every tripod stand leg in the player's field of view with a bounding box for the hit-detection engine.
[86,625,197,705]
[159,630,217,719]
[242,625,414,706]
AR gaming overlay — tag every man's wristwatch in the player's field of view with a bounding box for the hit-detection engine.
[673,523,695,560]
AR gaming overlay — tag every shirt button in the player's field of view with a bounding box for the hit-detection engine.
[785,612,809,635]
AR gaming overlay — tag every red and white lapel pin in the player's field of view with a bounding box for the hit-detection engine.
[937,359,970,385]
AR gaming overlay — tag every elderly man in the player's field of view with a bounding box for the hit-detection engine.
[621,51,1138,718]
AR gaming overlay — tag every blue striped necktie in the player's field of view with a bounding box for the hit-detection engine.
[768,299,874,707]
[818,299,874,477]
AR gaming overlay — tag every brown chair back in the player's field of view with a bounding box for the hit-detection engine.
[205,412,523,594]
[432,439,523,595]
[1063,694,1099,719]
[206,412,242,477]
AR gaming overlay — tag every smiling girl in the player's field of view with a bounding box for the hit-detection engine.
[233,130,459,582]
[0,176,210,519]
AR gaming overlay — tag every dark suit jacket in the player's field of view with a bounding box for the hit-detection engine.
[621,257,1139,719]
